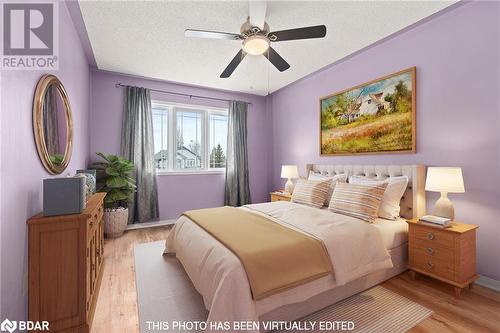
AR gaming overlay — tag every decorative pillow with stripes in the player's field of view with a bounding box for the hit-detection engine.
[328,182,388,223]
[291,179,332,208]
[349,175,409,220]
[308,172,348,206]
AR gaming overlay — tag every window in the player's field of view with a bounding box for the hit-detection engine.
[152,101,228,173]
[209,113,228,168]
[152,105,169,169]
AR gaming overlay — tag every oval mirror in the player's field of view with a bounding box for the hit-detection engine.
[33,74,73,174]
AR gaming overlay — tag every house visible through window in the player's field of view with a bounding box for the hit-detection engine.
[152,101,228,172]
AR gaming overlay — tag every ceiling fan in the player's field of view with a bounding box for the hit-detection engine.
[184,1,327,78]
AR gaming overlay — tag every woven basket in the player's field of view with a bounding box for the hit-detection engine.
[104,207,128,238]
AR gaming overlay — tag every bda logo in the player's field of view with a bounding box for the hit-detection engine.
[0,319,17,333]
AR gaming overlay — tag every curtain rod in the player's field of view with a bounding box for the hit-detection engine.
[114,83,252,106]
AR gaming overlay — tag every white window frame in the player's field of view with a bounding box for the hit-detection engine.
[152,100,228,175]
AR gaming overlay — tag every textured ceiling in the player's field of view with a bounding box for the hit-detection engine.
[79,1,456,96]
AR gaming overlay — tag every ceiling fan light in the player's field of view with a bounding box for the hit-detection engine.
[243,35,270,55]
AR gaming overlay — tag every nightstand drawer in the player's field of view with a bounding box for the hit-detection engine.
[411,243,454,263]
[412,254,455,281]
[412,225,455,249]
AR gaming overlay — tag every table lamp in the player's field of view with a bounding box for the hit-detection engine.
[425,167,465,220]
[281,165,299,194]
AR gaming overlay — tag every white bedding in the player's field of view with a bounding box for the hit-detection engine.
[319,206,409,250]
[373,217,409,250]
[164,201,393,331]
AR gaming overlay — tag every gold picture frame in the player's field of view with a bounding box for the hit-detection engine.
[320,67,416,156]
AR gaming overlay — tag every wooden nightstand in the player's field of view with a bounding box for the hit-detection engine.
[407,218,479,297]
[270,192,292,202]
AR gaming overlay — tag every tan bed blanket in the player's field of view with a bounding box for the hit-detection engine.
[183,206,333,300]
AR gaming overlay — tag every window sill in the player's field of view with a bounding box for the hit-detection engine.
[156,169,225,176]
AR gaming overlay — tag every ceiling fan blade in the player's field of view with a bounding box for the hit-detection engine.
[268,25,326,42]
[265,47,290,72]
[220,50,246,78]
[249,1,267,30]
[185,29,243,40]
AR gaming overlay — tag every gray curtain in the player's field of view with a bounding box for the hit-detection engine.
[224,101,252,206]
[121,86,159,223]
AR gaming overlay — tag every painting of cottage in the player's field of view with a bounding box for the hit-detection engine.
[320,67,415,155]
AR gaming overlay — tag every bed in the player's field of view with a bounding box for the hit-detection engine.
[164,164,426,331]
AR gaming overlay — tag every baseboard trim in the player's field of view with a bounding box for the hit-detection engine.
[126,219,176,230]
[476,275,500,292]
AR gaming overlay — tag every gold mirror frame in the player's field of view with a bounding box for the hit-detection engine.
[33,74,73,175]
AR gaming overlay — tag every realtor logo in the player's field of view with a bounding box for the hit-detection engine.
[1,1,59,69]
[0,319,17,333]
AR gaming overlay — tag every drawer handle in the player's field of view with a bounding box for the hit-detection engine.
[426,261,434,269]
[427,232,435,240]
[89,220,93,227]
[426,247,434,255]
[96,249,100,256]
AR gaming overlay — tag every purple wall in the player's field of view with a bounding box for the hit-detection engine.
[89,71,270,220]
[0,2,91,321]
[269,2,500,280]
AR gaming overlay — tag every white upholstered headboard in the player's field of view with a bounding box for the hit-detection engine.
[305,164,426,220]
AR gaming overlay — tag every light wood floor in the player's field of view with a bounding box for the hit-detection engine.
[91,227,500,333]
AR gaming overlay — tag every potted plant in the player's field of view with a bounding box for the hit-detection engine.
[91,152,136,238]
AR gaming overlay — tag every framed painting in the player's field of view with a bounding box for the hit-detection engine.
[320,67,416,156]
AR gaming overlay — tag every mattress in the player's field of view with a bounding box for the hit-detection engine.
[372,217,409,250]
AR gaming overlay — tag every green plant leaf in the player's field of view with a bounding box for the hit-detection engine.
[106,176,127,188]
[106,188,129,202]
[90,162,107,170]
[105,166,120,176]
[92,152,135,207]
[108,155,119,164]
[96,152,110,162]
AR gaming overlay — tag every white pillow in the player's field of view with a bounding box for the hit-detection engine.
[348,175,409,220]
[308,171,348,206]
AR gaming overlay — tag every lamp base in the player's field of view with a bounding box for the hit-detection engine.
[284,179,294,194]
[432,192,455,220]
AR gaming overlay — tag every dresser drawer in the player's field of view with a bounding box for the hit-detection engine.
[412,225,455,249]
[411,243,455,262]
[411,253,455,281]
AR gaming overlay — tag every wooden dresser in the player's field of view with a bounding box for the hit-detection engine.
[407,218,478,297]
[28,192,105,333]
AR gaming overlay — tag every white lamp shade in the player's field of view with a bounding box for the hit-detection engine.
[425,167,465,193]
[281,165,299,179]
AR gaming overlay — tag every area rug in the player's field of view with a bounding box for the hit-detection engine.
[135,241,432,333]
[134,241,207,333]
[272,285,432,333]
